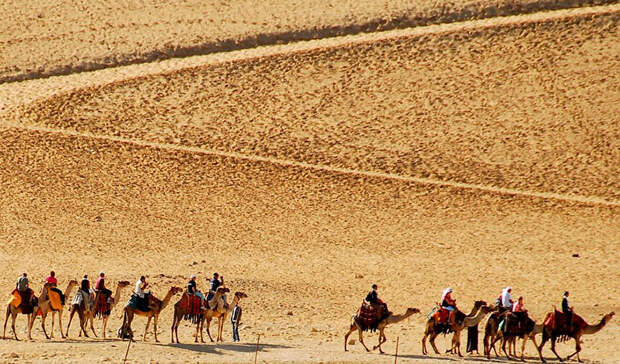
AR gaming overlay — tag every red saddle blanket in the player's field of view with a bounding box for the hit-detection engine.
[357,303,386,331]
[432,308,450,325]
[179,293,202,316]
[94,292,112,318]
[545,310,587,331]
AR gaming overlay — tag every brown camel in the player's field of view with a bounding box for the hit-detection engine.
[197,287,233,343]
[121,286,182,342]
[538,311,614,363]
[66,289,96,338]
[344,307,420,353]
[94,280,131,338]
[170,289,210,344]
[36,280,78,339]
[3,290,39,340]
[493,313,542,361]
[421,300,487,356]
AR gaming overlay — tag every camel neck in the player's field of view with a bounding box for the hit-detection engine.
[583,316,609,335]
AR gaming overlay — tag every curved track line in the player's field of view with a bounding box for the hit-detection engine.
[1,4,619,111]
[2,122,618,207]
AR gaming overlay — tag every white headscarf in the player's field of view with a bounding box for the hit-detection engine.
[442,287,453,301]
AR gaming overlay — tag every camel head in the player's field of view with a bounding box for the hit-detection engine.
[473,300,487,309]
[406,307,420,315]
[67,279,79,287]
[117,280,131,288]
[480,305,496,314]
[216,287,230,294]
[604,312,615,322]
[234,291,248,299]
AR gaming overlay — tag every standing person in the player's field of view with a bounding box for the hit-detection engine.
[46,271,65,305]
[230,300,242,342]
[207,273,223,301]
[562,291,573,331]
[135,276,150,311]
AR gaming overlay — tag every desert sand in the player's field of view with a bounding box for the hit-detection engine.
[0,1,618,363]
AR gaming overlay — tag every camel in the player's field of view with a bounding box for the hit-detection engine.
[538,311,614,363]
[3,290,39,340]
[36,280,78,339]
[217,291,247,341]
[492,313,543,361]
[196,287,233,343]
[120,286,182,342]
[421,300,487,356]
[66,289,96,338]
[344,307,420,354]
[94,281,131,338]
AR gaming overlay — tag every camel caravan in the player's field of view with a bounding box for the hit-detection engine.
[345,285,613,362]
[4,271,247,345]
[3,273,614,362]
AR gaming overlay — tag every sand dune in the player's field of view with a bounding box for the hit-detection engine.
[1,0,616,82]
[6,5,620,200]
[0,2,618,363]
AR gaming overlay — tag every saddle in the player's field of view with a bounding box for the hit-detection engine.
[357,302,388,332]
[432,307,450,325]
[9,289,37,314]
[545,310,586,333]
[179,293,202,320]
[94,291,112,318]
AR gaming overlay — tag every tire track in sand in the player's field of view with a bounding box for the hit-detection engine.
[2,121,618,207]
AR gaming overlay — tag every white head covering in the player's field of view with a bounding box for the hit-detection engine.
[442,287,453,301]
[190,274,196,279]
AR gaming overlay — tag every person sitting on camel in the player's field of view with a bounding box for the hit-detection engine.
[187,274,206,309]
[206,272,223,301]
[15,272,33,305]
[441,287,457,325]
[95,272,113,302]
[134,276,150,311]
[365,284,389,317]
[80,274,93,309]
[562,291,573,331]
[46,271,65,305]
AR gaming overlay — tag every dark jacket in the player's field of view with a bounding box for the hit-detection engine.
[188,280,197,295]
[81,278,90,293]
[562,297,571,313]
[210,278,221,292]
[365,290,378,304]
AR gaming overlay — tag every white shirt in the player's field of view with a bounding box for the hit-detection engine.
[135,280,145,298]
[502,290,513,308]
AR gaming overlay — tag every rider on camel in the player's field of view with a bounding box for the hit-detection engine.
[441,287,457,325]
[45,271,65,305]
[365,284,389,315]
[562,291,573,331]
[80,274,92,308]
[135,276,150,312]
[206,273,223,301]
[187,274,206,309]
[16,272,33,305]
[95,272,113,301]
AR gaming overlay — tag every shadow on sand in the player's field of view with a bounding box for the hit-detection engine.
[155,342,291,354]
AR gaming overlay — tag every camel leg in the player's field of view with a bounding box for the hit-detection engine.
[50,312,55,339]
[501,335,510,359]
[57,311,65,339]
[566,336,582,362]
[79,310,89,338]
[3,306,11,340]
[199,317,205,343]
[102,316,108,339]
[170,316,176,344]
[429,332,441,355]
[144,316,152,342]
[358,327,370,352]
[373,329,386,354]
[40,312,50,339]
[66,309,75,337]
[206,318,214,342]
[421,332,428,355]
[520,335,528,361]
[89,313,97,337]
[193,318,200,343]
[218,316,224,342]
[550,336,563,362]
[344,324,356,352]
[154,315,160,343]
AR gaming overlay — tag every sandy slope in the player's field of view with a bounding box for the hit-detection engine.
[0,3,618,364]
[0,127,618,363]
[5,5,620,201]
[1,0,616,82]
